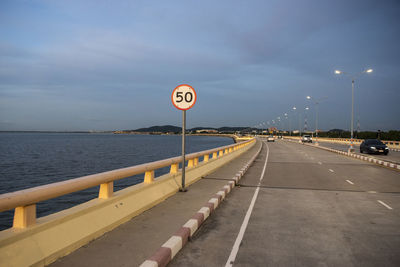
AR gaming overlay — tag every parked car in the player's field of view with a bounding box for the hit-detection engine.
[360,139,389,155]
[301,135,312,143]
[267,136,275,142]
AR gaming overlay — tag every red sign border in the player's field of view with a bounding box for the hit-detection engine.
[171,84,197,111]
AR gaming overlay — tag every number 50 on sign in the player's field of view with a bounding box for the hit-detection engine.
[171,84,197,110]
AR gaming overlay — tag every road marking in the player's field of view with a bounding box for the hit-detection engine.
[346,180,354,185]
[225,142,269,267]
[329,169,334,173]
[310,157,314,160]
[367,191,377,194]
[377,200,393,210]
[318,162,322,165]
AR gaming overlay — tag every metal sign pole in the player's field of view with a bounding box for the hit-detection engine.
[181,110,187,191]
[171,84,196,192]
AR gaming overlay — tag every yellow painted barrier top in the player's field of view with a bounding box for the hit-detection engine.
[0,138,255,214]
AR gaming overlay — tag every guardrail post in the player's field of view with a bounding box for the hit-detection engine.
[188,159,194,167]
[229,147,233,153]
[170,163,179,174]
[13,204,36,228]
[204,154,209,162]
[219,150,224,157]
[194,157,199,166]
[224,148,229,154]
[99,182,114,199]
[144,170,155,183]
[213,152,218,158]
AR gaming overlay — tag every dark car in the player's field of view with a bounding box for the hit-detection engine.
[360,139,389,155]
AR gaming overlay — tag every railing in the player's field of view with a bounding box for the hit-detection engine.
[0,138,254,229]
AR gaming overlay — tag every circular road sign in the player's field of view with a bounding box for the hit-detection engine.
[171,84,197,110]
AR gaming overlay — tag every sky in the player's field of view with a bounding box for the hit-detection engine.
[0,0,399,131]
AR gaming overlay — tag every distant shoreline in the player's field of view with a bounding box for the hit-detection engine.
[0,131,113,134]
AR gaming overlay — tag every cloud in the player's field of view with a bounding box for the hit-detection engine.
[0,0,399,130]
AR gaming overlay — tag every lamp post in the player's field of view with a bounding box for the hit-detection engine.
[298,112,302,137]
[335,68,373,152]
[277,117,281,134]
[284,113,288,135]
[292,106,297,136]
[304,106,309,133]
[306,96,324,146]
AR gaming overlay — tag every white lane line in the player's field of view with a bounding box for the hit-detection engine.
[329,169,334,173]
[346,180,354,185]
[377,200,393,210]
[225,142,270,267]
[318,162,322,165]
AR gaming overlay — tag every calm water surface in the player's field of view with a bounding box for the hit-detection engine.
[0,133,233,230]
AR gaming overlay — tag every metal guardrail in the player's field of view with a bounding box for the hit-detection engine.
[0,138,255,229]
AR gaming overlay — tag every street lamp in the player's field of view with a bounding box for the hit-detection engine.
[335,68,373,152]
[304,106,310,133]
[284,113,288,135]
[306,95,325,146]
[277,117,281,134]
[292,106,297,136]
[298,111,302,137]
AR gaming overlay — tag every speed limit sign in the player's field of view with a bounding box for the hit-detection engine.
[171,84,197,110]
[171,84,197,192]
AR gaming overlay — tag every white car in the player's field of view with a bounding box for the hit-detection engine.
[267,136,275,142]
[301,135,312,143]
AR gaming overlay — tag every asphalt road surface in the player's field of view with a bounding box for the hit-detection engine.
[316,141,400,164]
[169,139,400,267]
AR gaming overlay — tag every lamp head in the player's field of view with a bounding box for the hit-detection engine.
[306,96,311,100]
[334,70,342,74]
[366,69,373,73]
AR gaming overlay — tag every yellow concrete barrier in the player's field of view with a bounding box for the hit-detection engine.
[0,138,255,267]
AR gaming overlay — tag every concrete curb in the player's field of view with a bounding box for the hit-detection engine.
[139,142,263,267]
[284,139,400,171]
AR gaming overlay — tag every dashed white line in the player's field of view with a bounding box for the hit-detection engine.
[329,169,334,173]
[225,142,270,267]
[318,162,322,165]
[346,180,354,185]
[377,200,393,210]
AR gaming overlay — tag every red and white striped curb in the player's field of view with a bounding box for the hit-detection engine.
[140,142,263,267]
[285,139,400,171]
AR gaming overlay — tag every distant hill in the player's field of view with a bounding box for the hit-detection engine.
[218,127,253,132]
[121,125,257,134]
[132,125,182,133]
[328,129,345,133]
